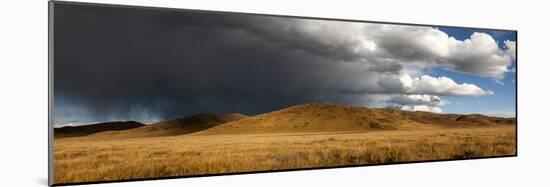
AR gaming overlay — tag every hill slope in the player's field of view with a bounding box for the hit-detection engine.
[399,111,516,126]
[197,103,412,135]
[86,113,248,139]
[54,121,145,138]
[55,103,515,138]
[197,103,514,135]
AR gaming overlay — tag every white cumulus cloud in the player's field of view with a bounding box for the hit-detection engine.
[401,105,443,113]
[247,18,515,81]
[386,94,448,106]
[379,74,493,96]
[504,40,517,59]
[404,74,493,96]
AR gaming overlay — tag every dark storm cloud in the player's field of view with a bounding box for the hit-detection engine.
[53,3,387,125]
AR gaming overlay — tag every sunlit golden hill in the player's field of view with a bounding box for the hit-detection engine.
[197,103,514,135]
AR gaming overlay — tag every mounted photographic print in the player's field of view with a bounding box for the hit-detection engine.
[49,1,517,186]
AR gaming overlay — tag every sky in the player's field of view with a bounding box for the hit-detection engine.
[53,3,516,127]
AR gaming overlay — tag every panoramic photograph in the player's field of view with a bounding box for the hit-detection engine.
[52,3,516,185]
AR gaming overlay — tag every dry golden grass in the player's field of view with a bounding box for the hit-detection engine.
[54,125,515,184]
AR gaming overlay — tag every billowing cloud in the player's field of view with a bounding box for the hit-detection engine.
[374,74,493,96]
[504,40,517,59]
[255,21,515,80]
[53,4,514,125]
[401,105,443,113]
[443,33,514,79]
[386,94,448,107]
[386,94,448,114]
[396,74,493,96]
[361,26,514,79]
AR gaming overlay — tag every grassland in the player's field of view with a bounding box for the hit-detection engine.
[53,125,516,184]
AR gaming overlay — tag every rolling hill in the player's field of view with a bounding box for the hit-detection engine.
[74,113,249,139]
[398,111,516,126]
[197,103,407,135]
[197,103,515,135]
[54,103,515,138]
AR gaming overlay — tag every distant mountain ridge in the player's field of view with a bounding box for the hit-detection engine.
[55,113,249,139]
[54,103,515,138]
[54,121,145,138]
[114,113,249,137]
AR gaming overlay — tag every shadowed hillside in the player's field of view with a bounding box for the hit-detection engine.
[54,121,145,138]
[76,113,248,139]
